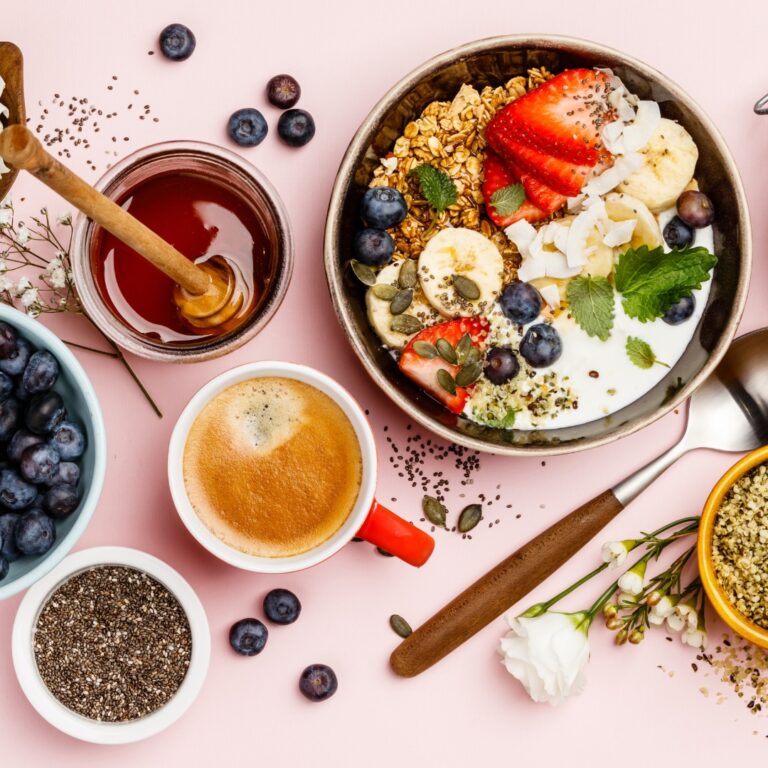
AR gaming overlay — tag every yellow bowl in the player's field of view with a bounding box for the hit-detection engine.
[698,444,768,649]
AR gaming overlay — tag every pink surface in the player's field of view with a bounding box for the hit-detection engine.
[2,1,767,764]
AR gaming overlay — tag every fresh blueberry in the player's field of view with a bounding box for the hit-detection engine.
[47,461,80,488]
[299,664,338,702]
[41,484,79,519]
[266,74,301,109]
[159,23,196,61]
[227,108,268,147]
[0,336,31,376]
[14,377,31,402]
[519,324,562,368]
[0,398,21,442]
[663,294,696,326]
[0,322,18,359]
[20,444,60,485]
[8,430,44,462]
[263,588,301,625]
[0,554,8,581]
[663,216,694,249]
[0,513,21,560]
[49,421,86,461]
[677,190,715,229]
[14,510,55,556]
[0,372,13,402]
[277,109,315,147]
[484,347,520,385]
[25,391,66,435]
[0,468,37,510]
[353,228,394,267]
[500,281,543,325]
[360,187,408,230]
[229,618,268,656]
[22,350,59,394]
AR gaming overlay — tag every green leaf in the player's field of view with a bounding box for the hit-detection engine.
[566,275,615,341]
[486,408,519,430]
[614,245,717,322]
[626,336,669,369]
[410,164,458,213]
[490,184,525,217]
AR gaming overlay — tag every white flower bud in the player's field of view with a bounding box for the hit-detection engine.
[618,559,646,596]
[16,223,30,245]
[681,627,707,649]
[601,540,630,568]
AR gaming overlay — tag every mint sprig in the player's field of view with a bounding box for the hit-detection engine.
[490,184,525,217]
[566,275,615,341]
[626,336,669,369]
[410,164,458,213]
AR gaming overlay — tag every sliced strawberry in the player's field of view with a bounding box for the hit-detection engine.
[399,317,489,414]
[482,150,550,227]
[491,69,617,165]
[504,156,566,215]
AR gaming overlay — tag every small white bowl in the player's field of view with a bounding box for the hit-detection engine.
[12,546,210,744]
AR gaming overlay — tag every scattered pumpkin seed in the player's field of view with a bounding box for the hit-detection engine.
[458,503,483,533]
[452,274,481,301]
[455,361,483,387]
[413,341,438,358]
[376,547,394,557]
[372,283,398,300]
[391,314,423,335]
[456,333,472,364]
[437,368,456,395]
[398,259,417,289]
[422,495,448,528]
[350,259,377,286]
[389,614,413,638]
[465,347,481,365]
[390,288,413,315]
[436,338,458,364]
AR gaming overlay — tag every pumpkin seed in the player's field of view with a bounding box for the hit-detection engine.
[455,361,483,387]
[437,368,456,395]
[465,347,481,365]
[422,495,448,528]
[376,546,394,557]
[458,503,483,533]
[350,259,377,286]
[372,283,398,300]
[389,614,413,638]
[398,259,417,289]
[390,288,413,315]
[391,314,423,335]
[436,338,458,364]
[456,333,472,364]
[452,274,481,301]
[413,341,438,359]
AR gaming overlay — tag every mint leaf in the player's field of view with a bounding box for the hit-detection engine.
[566,275,614,341]
[490,184,525,217]
[487,407,519,430]
[626,336,669,369]
[410,164,458,213]
[615,245,716,322]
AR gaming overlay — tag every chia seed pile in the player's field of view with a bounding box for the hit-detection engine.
[33,565,191,722]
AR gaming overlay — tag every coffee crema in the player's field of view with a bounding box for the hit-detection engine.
[183,377,363,558]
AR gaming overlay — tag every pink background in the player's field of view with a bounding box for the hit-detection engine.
[2,1,767,764]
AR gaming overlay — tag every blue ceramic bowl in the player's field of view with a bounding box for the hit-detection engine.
[0,305,106,599]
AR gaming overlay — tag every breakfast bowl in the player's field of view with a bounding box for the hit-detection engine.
[0,304,106,600]
[698,445,768,650]
[324,35,751,456]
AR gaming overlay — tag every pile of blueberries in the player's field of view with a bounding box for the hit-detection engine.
[352,186,408,267]
[0,323,86,581]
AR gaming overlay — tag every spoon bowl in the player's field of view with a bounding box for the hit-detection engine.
[0,42,25,201]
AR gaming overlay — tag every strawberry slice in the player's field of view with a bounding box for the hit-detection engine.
[399,317,489,414]
[491,69,617,166]
[504,157,566,215]
[482,150,550,227]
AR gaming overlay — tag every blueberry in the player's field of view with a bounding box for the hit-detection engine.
[20,444,60,485]
[677,190,715,229]
[41,484,79,519]
[266,74,301,109]
[25,391,66,435]
[663,216,694,249]
[8,430,44,462]
[14,510,55,556]
[0,398,21,442]
[0,322,18,359]
[229,618,268,656]
[299,664,338,702]
[22,350,59,394]
[500,281,543,325]
[519,324,562,368]
[159,23,196,61]
[0,468,37,510]
[484,347,520,385]
[47,461,80,487]
[227,108,268,147]
[0,336,30,376]
[14,377,31,402]
[0,372,13,402]
[263,588,301,625]
[360,187,408,230]
[277,109,315,147]
[353,228,394,267]
[0,554,8,581]
[663,294,696,325]
[0,513,20,560]
[49,421,86,461]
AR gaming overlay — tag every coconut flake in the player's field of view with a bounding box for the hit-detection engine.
[565,202,606,267]
[542,251,583,279]
[539,284,561,309]
[622,100,660,153]
[603,219,636,247]
[518,256,547,282]
[602,119,625,155]
[582,153,644,198]
[504,219,537,255]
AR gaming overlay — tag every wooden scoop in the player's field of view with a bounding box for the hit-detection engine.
[0,123,244,329]
[0,42,25,202]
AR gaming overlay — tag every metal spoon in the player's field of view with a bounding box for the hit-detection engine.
[391,327,768,678]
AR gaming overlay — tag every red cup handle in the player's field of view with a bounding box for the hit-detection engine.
[356,499,435,567]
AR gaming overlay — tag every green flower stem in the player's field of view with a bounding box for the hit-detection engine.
[61,339,119,358]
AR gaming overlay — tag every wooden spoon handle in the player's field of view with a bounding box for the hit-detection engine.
[390,488,625,677]
[0,124,209,295]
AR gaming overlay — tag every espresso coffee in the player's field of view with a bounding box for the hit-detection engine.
[182,377,363,558]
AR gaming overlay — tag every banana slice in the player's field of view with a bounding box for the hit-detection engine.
[604,192,662,251]
[417,228,503,318]
[617,118,698,213]
[366,262,440,349]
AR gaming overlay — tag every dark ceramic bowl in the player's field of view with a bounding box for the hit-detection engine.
[324,35,751,456]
